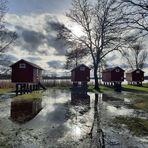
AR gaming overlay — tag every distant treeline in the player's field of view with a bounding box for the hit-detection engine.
[0,75,148,80]
[0,74,11,79]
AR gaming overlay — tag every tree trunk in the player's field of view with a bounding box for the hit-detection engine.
[94,65,99,90]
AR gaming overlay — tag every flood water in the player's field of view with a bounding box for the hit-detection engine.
[0,89,148,148]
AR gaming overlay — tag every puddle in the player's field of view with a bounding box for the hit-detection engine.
[107,106,134,116]
[11,99,42,124]
[124,98,131,103]
[0,89,147,147]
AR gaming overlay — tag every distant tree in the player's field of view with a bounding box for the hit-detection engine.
[65,43,89,69]
[56,0,126,90]
[121,40,147,69]
[0,0,17,55]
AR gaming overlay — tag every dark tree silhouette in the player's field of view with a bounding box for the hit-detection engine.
[121,40,147,69]
[65,42,89,69]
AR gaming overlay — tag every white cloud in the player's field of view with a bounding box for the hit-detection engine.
[1,13,148,76]
[3,13,70,75]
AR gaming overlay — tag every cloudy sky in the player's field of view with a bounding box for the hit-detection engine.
[2,0,148,76]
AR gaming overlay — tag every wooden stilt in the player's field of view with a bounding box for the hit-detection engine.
[16,84,19,95]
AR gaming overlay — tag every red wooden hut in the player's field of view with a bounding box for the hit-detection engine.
[10,59,46,94]
[71,64,90,87]
[126,69,144,85]
[102,66,124,83]
[102,66,124,91]
[10,59,43,83]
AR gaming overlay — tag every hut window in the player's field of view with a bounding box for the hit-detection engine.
[80,67,85,71]
[136,70,140,74]
[19,63,26,69]
[115,69,120,72]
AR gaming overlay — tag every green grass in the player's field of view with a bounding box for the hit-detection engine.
[88,83,148,93]
[113,116,148,136]
[122,84,148,93]
[88,85,113,93]
[0,88,14,94]
[132,96,148,111]
[143,83,148,88]
[13,91,43,101]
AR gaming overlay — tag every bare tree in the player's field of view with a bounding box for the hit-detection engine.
[121,40,147,69]
[0,0,17,74]
[57,0,126,90]
[65,43,89,69]
[0,0,17,54]
[121,0,148,35]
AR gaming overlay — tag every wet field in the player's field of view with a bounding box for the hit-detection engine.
[0,89,148,148]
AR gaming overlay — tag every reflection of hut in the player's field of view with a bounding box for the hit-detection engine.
[126,69,144,86]
[11,99,42,124]
[71,92,90,114]
[102,67,124,91]
[71,64,90,88]
[71,93,90,106]
[10,59,46,95]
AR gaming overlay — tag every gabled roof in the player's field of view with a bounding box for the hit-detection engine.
[126,69,144,74]
[71,64,91,71]
[10,59,43,70]
[102,66,124,72]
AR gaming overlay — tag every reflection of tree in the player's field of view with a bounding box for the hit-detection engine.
[89,93,105,148]
[68,92,91,140]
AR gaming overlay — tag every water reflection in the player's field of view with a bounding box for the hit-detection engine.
[1,89,146,147]
[71,92,90,106]
[107,106,134,116]
[68,91,91,140]
[11,99,42,124]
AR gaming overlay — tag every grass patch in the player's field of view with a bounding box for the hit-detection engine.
[113,116,148,136]
[122,84,148,93]
[13,91,43,101]
[100,85,113,93]
[0,88,14,94]
[143,83,148,88]
[88,85,113,93]
[132,97,148,112]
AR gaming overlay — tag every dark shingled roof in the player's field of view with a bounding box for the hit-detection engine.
[102,66,124,72]
[71,64,90,71]
[10,59,43,70]
[126,69,144,74]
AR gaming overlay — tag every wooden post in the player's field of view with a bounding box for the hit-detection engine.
[20,84,23,95]
[23,83,26,94]
[30,85,32,92]
[16,84,19,96]
[26,84,29,93]
[37,84,40,90]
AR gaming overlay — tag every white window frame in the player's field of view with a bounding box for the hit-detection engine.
[19,63,26,69]
[136,70,140,74]
[80,67,85,71]
[115,69,120,72]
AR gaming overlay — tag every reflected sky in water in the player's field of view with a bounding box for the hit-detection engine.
[0,89,147,147]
